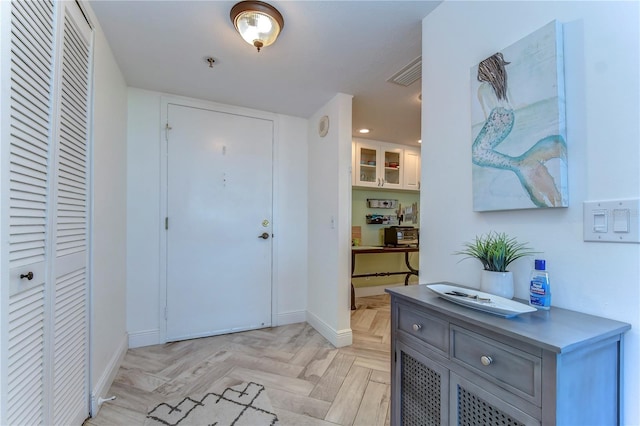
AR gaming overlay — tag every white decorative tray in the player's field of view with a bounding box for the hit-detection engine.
[426,283,537,318]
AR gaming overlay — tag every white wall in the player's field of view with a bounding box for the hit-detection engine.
[306,93,353,347]
[421,2,639,424]
[126,89,309,347]
[273,115,309,323]
[125,89,162,347]
[86,4,129,413]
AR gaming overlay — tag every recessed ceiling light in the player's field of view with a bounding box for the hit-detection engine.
[358,128,370,134]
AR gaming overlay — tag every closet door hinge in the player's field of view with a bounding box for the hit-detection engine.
[165,217,168,230]
[164,306,168,320]
[165,123,172,141]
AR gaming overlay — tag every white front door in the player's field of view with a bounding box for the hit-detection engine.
[166,104,273,341]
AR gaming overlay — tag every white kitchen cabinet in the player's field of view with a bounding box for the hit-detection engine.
[403,147,421,191]
[354,140,404,189]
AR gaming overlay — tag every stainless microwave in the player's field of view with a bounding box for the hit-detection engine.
[384,226,419,247]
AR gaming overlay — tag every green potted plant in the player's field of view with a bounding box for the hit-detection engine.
[454,232,537,299]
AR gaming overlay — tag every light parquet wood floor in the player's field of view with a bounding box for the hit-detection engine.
[85,294,391,426]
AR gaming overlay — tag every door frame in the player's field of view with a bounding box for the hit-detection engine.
[158,96,279,343]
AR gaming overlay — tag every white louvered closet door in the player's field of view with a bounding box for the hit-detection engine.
[3,1,93,425]
[6,1,56,424]
[50,2,92,425]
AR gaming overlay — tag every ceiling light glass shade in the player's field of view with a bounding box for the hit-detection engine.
[231,1,284,52]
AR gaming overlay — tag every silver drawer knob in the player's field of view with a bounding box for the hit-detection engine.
[480,355,493,366]
[412,324,422,331]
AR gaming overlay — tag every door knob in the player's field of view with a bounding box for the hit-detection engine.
[20,272,34,280]
[258,232,270,239]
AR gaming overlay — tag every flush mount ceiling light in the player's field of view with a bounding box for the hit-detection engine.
[230,1,284,52]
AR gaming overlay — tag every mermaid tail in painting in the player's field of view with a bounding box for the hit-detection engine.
[473,107,567,208]
[515,135,567,207]
[472,107,515,169]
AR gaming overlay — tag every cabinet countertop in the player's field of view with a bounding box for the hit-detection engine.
[352,246,418,253]
[386,282,631,354]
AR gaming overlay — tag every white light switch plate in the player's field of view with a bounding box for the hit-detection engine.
[583,199,640,243]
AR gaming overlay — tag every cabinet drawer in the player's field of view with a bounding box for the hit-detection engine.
[397,303,448,355]
[451,326,541,405]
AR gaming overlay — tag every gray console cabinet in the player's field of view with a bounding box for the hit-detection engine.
[387,283,630,426]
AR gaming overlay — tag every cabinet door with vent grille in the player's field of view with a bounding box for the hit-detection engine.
[393,342,449,426]
[450,373,539,426]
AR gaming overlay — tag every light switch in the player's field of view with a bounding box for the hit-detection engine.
[613,209,630,232]
[583,199,640,243]
[593,209,607,232]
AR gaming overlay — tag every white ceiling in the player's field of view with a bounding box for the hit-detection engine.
[89,1,441,146]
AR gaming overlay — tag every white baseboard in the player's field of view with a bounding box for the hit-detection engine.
[306,311,352,348]
[354,282,405,297]
[128,328,160,348]
[276,310,306,326]
[91,332,128,416]
[334,327,353,347]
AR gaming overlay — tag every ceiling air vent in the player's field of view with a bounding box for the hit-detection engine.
[387,56,422,87]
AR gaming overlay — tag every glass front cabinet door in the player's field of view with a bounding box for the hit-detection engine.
[354,141,403,189]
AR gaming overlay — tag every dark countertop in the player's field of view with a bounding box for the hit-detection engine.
[352,246,418,253]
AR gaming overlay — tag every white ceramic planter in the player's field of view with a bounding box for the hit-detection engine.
[480,270,514,299]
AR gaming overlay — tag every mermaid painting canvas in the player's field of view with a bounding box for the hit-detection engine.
[470,21,567,211]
